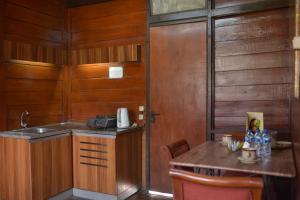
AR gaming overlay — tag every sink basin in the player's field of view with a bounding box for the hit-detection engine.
[14,127,56,134]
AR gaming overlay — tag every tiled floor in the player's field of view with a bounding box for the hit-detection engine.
[67,191,172,200]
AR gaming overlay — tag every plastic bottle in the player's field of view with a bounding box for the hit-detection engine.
[245,129,255,147]
[262,129,272,157]
[254,129,262,157]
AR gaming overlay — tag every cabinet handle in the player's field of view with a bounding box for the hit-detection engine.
[80,162,108,168]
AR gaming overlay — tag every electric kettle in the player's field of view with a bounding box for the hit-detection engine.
[117,108,130,128]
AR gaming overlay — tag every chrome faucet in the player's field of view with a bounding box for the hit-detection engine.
[20,110,30,128]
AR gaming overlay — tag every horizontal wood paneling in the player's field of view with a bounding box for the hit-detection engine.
[215,68,291,86]
[3,40,66,65]
[215,84,290,101]
[72,63,145,79]
[72,11,146,33]
[4,2,63,30]
[215,51,291,72]
[0,0,66,130]
[214,8,291,137]
[4,62,64,129]
[215,100,289,117]
[5,63,63,80]
[72,78,145,91]
[71,44,141,65]
[70,0,146,21]
[216,36,290,57]
[70,0,146,123]
[70,0,146,49]
[6,0,64,18]
[215,0,266,8]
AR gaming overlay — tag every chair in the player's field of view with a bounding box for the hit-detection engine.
[170,169,263,200]
[161,139,194,172]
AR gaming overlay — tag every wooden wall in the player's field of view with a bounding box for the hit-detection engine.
[214,8,292,139]
[68,0,146,122]
[215,0,265,8]
[0,0,5,131]
[292,91,300,199]
[68,0,147,187]
[292,1,300,199]
[0,0,66,130]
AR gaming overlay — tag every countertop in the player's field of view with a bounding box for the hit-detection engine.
[0,121,141,141]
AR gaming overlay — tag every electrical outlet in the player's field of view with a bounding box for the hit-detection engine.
[139,106,144,112]
[138,114,144,120]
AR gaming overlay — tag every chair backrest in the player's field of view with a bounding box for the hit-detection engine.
[170,169,263,200]
[162,139,190,160]
[161,139,191,170]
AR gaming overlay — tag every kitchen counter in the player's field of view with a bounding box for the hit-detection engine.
[0,121,141,141]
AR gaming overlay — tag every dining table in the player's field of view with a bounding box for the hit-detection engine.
[170,141,296,200]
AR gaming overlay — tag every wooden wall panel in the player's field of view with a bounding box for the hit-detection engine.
[214,8,292,138]
[215,0,265,8]
[69,0,146,123]
[69,0,146,188]
[0,0,66,130]
[292,1,300,199]
[0,0,6,131]
[292,88,300,199]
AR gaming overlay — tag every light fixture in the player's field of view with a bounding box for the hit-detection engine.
[109,66,123,79]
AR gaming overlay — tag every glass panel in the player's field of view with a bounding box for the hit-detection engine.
[151,0,206,15]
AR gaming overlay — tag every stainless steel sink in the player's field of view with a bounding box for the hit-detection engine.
[13,127,56,134]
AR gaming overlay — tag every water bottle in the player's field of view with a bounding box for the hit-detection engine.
[254,129,262,157]
[245,129,255,147]
[262,129,272,157]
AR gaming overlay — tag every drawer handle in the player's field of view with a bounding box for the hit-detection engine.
[80,141,107,146]
[80,155,108,161]
[80,148,107,153]
[80,162,108,168]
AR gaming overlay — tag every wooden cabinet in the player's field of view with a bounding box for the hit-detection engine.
[0,135,73,200]
[73,130,142,199]
[73,135,117,194]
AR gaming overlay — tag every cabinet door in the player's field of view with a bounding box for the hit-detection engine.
[31,135,73,200]
[73,135,116,195]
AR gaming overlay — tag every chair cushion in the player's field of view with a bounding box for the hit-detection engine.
[183,181,253,200]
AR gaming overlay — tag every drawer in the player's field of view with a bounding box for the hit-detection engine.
[72,135,117,195]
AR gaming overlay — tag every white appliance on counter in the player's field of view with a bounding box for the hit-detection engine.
[117,108,130,128]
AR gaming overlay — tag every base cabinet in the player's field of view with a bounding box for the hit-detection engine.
[73,130,142,199]
[0,135,73,200]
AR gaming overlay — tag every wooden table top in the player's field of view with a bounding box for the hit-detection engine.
[170,141,296,178]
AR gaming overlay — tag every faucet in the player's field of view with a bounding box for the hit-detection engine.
[20,110,30,128]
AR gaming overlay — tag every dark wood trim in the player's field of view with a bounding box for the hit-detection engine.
[146,0,151,191]
[149,0,290,24]
[150,9,208,24]
[67,0,112,8]
[150,17,208,28]
[212,0,291,18]
[207,0,213,141]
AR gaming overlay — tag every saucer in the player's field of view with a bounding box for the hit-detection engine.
[238,157,260,164]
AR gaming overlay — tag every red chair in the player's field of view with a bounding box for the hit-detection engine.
[170,169,263,200]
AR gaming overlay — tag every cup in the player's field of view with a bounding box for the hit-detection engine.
[241,148,257,161]
[222,135,232,146]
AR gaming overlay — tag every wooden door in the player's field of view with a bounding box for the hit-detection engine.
[150,22,207,193]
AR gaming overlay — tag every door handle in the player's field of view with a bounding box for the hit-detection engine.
[150,112,160,123]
